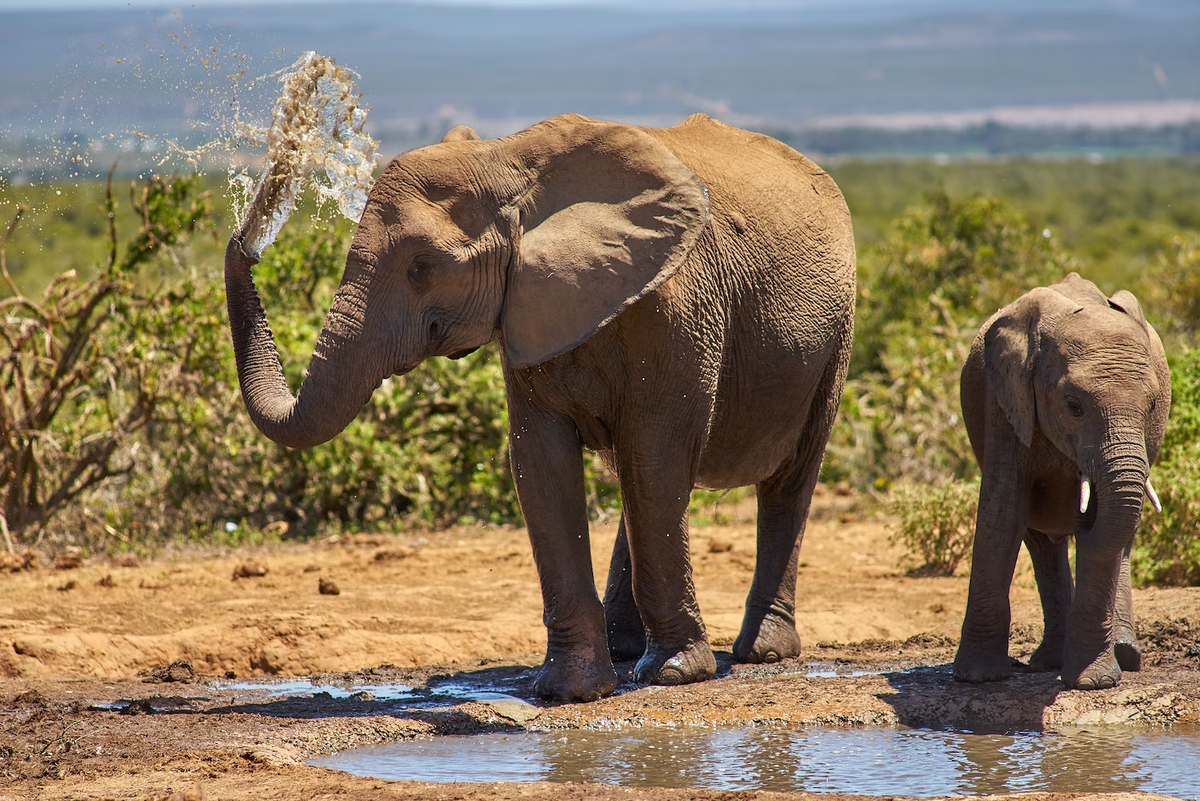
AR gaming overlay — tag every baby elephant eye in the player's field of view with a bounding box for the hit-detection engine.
[1066,396,1085,418]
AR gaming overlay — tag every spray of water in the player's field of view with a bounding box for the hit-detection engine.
[235,51,379,259]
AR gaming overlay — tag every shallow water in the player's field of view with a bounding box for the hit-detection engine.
[312,725,1200,798]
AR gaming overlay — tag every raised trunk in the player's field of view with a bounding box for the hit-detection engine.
[224,235,386,449]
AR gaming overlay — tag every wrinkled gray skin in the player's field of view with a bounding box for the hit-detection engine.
[224,113,856,702]
[955,273,1170,690]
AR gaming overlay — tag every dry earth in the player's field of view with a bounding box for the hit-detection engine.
[1,492,1198,801]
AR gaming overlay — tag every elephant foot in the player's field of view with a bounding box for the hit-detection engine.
[953,637,1014,683]
[604,604,646,662]
[1026,639,1064,673]
[533,650,618,702]
[634,638,716,686]
[1062,649,1121,690]
[1114,637,1142,672]
[733,612,802,664]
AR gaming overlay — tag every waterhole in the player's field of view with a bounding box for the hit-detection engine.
[312,725,1200,798]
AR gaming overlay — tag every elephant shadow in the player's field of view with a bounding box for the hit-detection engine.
[877,662,1065,732]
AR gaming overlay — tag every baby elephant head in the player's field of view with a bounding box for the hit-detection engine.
[984,274,1170,542]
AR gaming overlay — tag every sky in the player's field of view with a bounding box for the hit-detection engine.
[0,0,1006,11]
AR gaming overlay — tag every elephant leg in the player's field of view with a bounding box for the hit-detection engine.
[1063,542,1123,690]
[1113,543,1141,672]
[509,401,616,702]
[954,438,1028,683]
[1023,528,1072,672]
[618,449,716,686]
[735,328,848,664]
[602,515,646,661]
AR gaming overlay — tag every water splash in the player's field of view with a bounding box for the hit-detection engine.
[235,51,379,259]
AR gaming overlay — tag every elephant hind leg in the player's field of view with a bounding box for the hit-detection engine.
[734,326,851,665]
[1024,528,1072,672]
[602,515,646,661]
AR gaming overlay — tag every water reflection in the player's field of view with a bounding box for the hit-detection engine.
[312,725,1200,798]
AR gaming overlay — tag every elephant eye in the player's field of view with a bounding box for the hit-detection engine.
[409,255,436,288]
[1066,396,1085,418]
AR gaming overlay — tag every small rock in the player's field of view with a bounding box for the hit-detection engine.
[224,670,237,680]
[232,561,268,580]
[302,564,322,573]
[708,539,733,554]
[140,660,195,684]
[834,481,853,496]
[112,553,140,568]
[53,553,84,570]
[119,699,154,716]
[56,580,77,592]
[97,574,116,588]
[318,577,341,596]
[373,548,411,562]
[164,789,204,801]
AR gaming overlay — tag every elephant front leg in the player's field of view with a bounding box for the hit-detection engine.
[1113,543,1141,672]
[510,406,617,702]
[954,460,1028,683]
[1023,528,1072,672]
[602,516,647,662]
[1062,543,1124,690]
[619,454,716,686]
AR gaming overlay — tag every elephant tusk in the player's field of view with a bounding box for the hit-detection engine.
[1145,479,1162,513]
[1079,475,1092,514]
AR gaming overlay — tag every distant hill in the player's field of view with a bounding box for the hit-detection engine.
[1,0,1198,174]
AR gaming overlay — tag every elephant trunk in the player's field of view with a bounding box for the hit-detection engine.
[1081,436,1149,561]
[224,235,386,449]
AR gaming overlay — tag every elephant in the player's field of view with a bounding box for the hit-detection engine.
[223,112,856,702]
[954,273,1170,690]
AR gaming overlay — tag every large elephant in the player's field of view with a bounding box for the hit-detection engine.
[224,113,856,701]
[955,273,1170,690]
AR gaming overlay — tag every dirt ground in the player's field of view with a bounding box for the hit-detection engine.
[1,492,1198,801]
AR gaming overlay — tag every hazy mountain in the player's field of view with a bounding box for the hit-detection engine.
[1,0,1197,166]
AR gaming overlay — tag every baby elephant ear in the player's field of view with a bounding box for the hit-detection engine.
[1108,290,1148,329]
[501,117,709,369]
[984,303,1038,449]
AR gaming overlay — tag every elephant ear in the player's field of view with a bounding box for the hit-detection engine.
[984,287,1084,448]
[1108,290,1148,329]
[499,116,709,369]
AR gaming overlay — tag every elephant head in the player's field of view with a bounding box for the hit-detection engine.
[984,275,1169,541]
[224,115,709,449]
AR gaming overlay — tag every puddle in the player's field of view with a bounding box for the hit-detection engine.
[312,725,1200,798]
[221,679,417,701]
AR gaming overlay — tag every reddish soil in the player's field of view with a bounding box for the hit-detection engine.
[1,493,1197,800]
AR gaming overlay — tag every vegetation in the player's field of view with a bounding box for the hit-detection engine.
[1,156,1198,587]
[887,478,980,577]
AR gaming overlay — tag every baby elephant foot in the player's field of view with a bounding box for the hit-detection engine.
[953,636,1014,683]
[1063,649,1121,690]
[634,639,717,686]
[534,650,618,702]
[733,612,802,664]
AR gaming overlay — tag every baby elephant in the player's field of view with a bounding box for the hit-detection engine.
[955,273,1170,690]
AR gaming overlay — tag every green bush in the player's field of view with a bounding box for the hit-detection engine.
[825,191,1066,490]
[1133,347,1200,586]
[887,478,980,577]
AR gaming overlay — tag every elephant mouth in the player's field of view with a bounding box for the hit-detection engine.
[447,346,481,360]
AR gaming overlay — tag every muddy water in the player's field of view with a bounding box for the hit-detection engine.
[313,725,1200,798]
